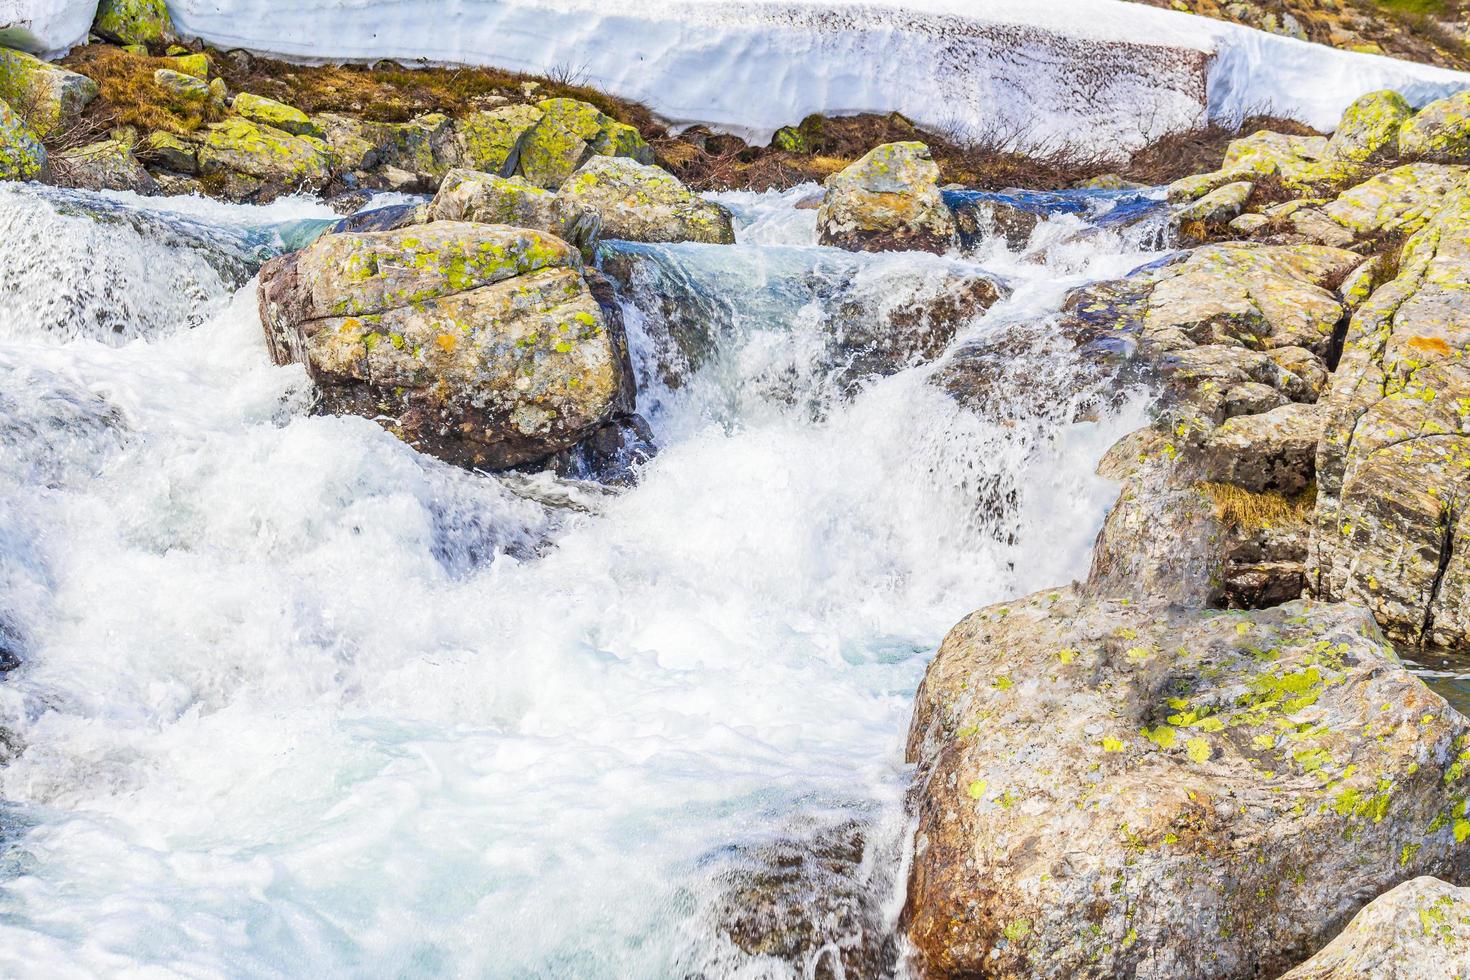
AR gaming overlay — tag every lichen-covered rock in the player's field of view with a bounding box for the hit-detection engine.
[160,53,208,80]
[428,167,601,257]
[152,67,210,104]
[1327,89,1412,164]
[1174,179,1252,231]
[1281,876,1470,979]
[195,117,331,196]
[362,113,456,186]
[905,589,1470,980]
[556,156,734,245]
[1400,90,1470,163]
[1167,168,1253,204]
[1222,129,1349,188]
[256,221,634,469]
[0,97,46,181]
[1316,163,1468,240]
[515,97,653,190]
[311,112,377,172]
[1313,182,1470,649]
[0,48,98,137]
[232,92,322,139]
[52,138,157,193]
[140,130,196,173]
[1069,243,1364,369]
[817,142,956,254]
[454,103,543,175]
[92,0,173,46]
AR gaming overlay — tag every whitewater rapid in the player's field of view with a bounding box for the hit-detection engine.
[0,182,1161,976]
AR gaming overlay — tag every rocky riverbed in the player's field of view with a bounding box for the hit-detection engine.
[1,1,1470,978]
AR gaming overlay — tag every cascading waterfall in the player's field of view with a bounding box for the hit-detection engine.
[0,180,1165,977]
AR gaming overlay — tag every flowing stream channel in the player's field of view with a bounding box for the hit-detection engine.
[0,180,1215,977]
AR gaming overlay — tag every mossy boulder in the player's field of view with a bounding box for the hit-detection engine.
[0,48,98,138]
[1281,877,1470,978]
[52,138,157,194]
[556,156,734,245]
[1400,90,1470,163]
[256,221,635,470]
[232,92,322,139]
[1327,89,1412,164]
[1173,179,1252,233]
[772,125,808,154]
[152,68,210,104]
[195,117,331,197]
[516,97,654,190]
[454,104,542,175]
[428,167,601,258]
[1310,162,1468,241]
[0,98,46,181]
[906,588,1470,979]
[92,0,174,46]
[817,141,956,254]
[140,130,196,173]
[160,53,209,80]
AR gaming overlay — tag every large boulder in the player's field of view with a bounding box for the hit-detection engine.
[91,0,174,46]
[1326,89,1412,164]
[515,97,653,190]
[1307,163,1469,241]
[454,103,543,175]
[906,589,1470,979]
[257,222,635,470]
[1313,182,1470,649]
[556,156,734,245]
[1281,877,1470,979]
[0,97,46,181]
[0,48,97,137]
[1400,90,1470,163]
[428,167,601,257]
[817,142,956,254]
[195,117,331,199]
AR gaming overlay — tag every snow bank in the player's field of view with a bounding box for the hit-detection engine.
[0,0,95,55]
[162,0,1470,155]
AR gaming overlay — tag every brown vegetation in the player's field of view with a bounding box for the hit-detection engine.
[61,45,224,137]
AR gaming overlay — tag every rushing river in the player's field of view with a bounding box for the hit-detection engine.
[0,181,1179,977]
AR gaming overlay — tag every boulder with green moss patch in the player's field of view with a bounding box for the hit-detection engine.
[1400,90,1470,163]
[92,0,174,46]
[515,97,654,190]
[160,53,209,80]
[0,49,97,138]
[53,138,157,194]
[817,141,955,254]
[0,97,46,181]
[453,104,543,175]
[906,588,1470,979]
[556,156,734,245]
[152,67,210,103]
[1312,182,1470,649]
[232,92,322,139]
[256,221,635,469]
[140,130,196,173]
[1281,877,1470,979]
[194,117,331,198]
[428,167,601,257]
[1328,90,1412,164]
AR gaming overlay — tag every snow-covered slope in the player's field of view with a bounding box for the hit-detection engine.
[165,0,1470,155]
[0,0,95,55]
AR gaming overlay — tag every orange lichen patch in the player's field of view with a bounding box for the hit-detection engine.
[1407,335,1454,357]
[435,333,458,352]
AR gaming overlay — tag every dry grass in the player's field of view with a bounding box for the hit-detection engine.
[62,45,223,136]
[1199,481,1317,531]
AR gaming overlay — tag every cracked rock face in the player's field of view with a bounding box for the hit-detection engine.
[905,588,1470,980]
[1312,184,1470,649]
[256,221,634,470]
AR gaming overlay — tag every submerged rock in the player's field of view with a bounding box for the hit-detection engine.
[817,142,956,255]
[1281,877,1470,979]
[906,589,1470,979]
[556,156,734,245]
[257,221,636,470]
